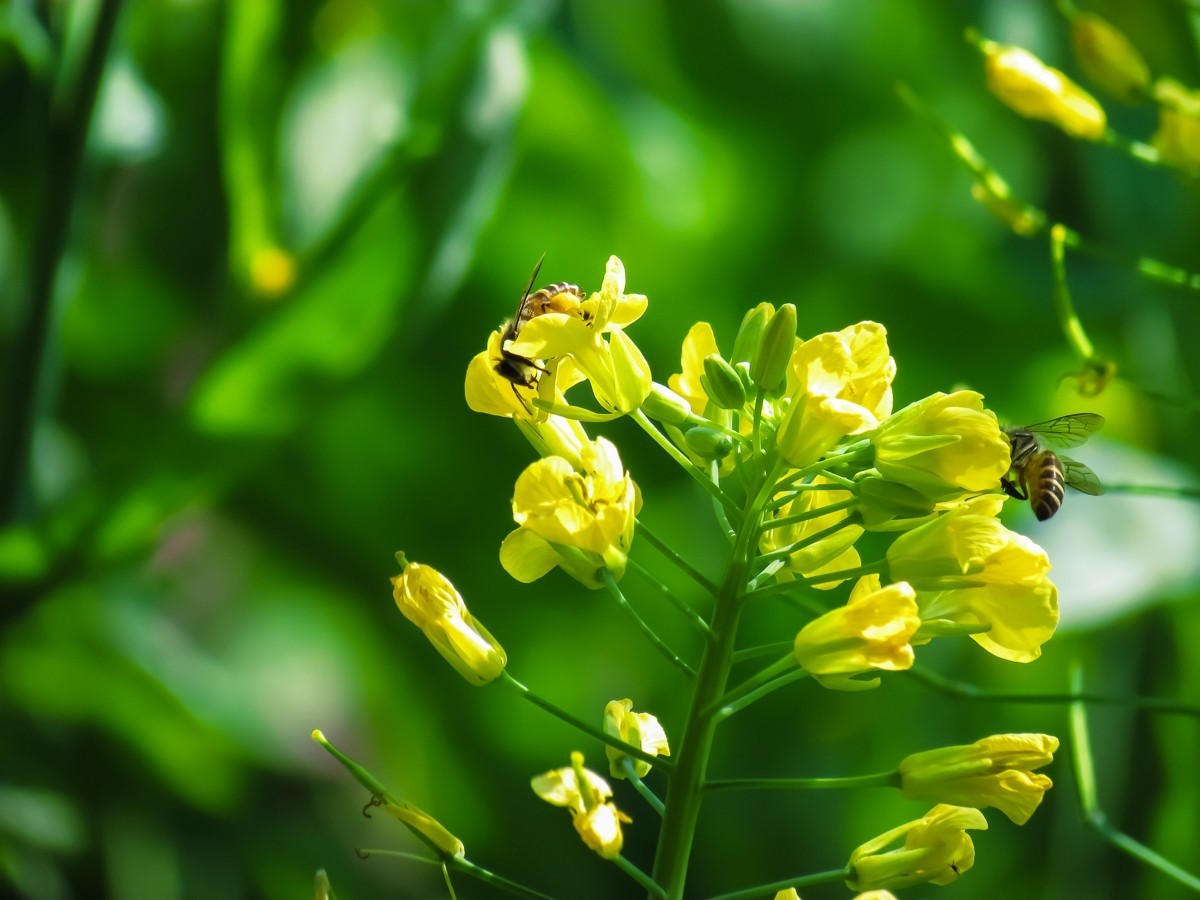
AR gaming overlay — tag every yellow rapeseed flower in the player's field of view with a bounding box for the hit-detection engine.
[531,751,631,859]
[887,509,1058,662]
[500,437,639,588]
[847,804,988,892]
[668,321,721,415]
[775,325,891,468]
[391,555,507,686]
[761,476,863,588]
[983,42,1107,140]
[506,256,652,413]
[603,699,671,779]
[871,390,1010,500]
[793,576,920,690]
[900,733,1058,825]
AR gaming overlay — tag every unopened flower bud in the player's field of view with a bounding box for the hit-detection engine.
[1072,13,1150,105]
[983,41,1107,141]
[857,476,936,530]
[702,354,748,409]
[731,302,774,365]
[642,382,695,426]
[684,425,733,460]
[751,303,797,394]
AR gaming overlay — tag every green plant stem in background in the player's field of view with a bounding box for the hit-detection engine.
[613,855,665,898]
[0,0,122,524]
[358,850,557,900]
[911,666,1200,717]
[1103,483,1200,501]
[602,569,696,677]
[704,770,899,793]
[1049,225,1106,372]
[1068,664,1200,891]
[500,673,676,771]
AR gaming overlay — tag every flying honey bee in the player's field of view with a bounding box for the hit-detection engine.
[493,257,587,400]
[1001,413,1105,521]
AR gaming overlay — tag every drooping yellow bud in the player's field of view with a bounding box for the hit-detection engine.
[983,41,1107,140]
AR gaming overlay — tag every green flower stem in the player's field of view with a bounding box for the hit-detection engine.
[731,640,794,664]
[631,409,740,517]
[900,81,1200,294]
[707,867,852,900]
[650,459,786,899]
[1068,664,1200,891]
[1049,224,1104,368]
[613,856,666,898]
[0,0,122,524]
[754,515,860,567]
[359,851,555,900]
[1103,483,1200,500]
[758,497,857,532]
[744,560,885,601]
[500,672,676,771]
[752,389,766,458]
[704,770,899,793]
[715,667,809,722]
[710,462,738,543]
[636,521,719,596]
[622,759,666,816]
[628,559,712,637]
[910,665,1200,717]
[448,856,560,900]
[603,569,697,677]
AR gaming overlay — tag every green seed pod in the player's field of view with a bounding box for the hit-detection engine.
[1072,13,1150,105]
[683,425,733,460]
[642,382,694,426]
[702,354,748,410]
[750,303,796,394]
[731,302,774,365]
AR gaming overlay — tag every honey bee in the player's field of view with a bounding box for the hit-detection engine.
[493,257,587,398]
[1001,413,1105,521]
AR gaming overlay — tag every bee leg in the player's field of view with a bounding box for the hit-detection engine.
[1000,475,1027,501]
[510,382,533,414]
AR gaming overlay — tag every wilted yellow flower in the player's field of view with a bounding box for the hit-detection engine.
[531,751,631,859]
[775,326,891,468]
[983,42,1107,140]
[887,509,1058,662]
[603,699,671,779]
[793,576,919,690]
[900,733,1058,825]
[1071,13,1150,105]
[668,321,721,415]
[391,555,506,685]
[761,477,863,588]
[871,391,1010,500]
[500,437,639,588]
[847,804,987,892]
[1152,78,1200,173]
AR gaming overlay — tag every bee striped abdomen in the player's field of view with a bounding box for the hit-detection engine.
[524,283,586,322]
[1030,450,1065,521]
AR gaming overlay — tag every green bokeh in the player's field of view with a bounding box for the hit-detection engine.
[2,1,1198,898]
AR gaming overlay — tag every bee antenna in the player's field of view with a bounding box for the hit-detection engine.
[520,254,547,304]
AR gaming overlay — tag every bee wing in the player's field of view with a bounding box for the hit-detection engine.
[1059,456,1105,495]
[1025,413,1105,450]
[513,254,547,325]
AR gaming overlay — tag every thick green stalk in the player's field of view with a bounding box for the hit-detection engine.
[649,462,781,898]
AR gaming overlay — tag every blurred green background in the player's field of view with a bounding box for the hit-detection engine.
[2,0,1199,897]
